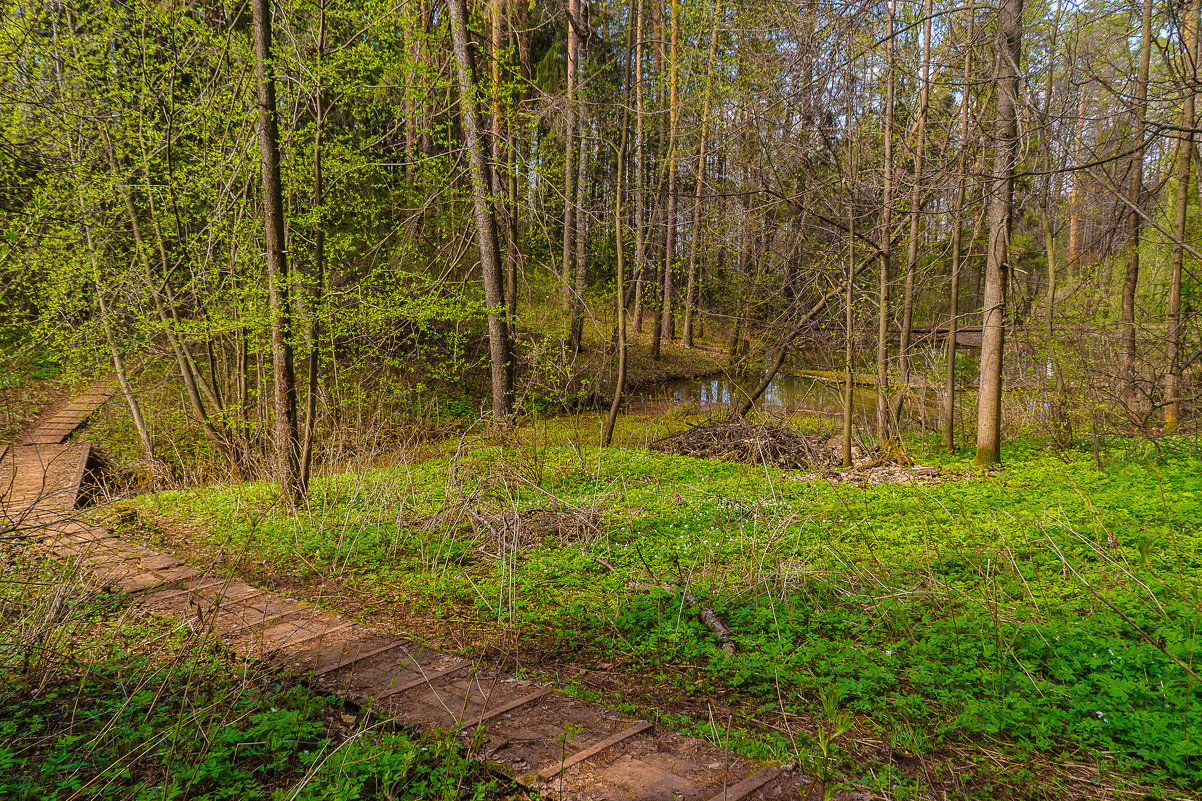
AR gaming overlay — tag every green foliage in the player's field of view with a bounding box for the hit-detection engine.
[125,419,1202,793]
[0,552,523,800]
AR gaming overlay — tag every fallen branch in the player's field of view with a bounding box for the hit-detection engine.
[630,581,736,657]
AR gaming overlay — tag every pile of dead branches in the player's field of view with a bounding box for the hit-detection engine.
[650,417,867,470]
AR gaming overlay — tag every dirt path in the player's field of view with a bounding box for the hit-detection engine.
[3,382,832,800]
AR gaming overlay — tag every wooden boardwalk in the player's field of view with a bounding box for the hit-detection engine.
[2,384,820,800]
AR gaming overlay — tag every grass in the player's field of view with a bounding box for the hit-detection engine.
[0,545,531,801]
[115,414,1202,799]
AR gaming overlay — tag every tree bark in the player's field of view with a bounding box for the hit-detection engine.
[301,2,328,493]
[876,0,897,443]
[604,0,637,448]
[659,0,681,343]
[974,0,1024,468]
[1119,0,1153,412]
[945,2,976,453]
[899,0,932,387]
[253,0,301,503]
[1166,0,1199,432]
[682,0,722,348]
[560,0,579,313]
[632,0,647,334]
[448,0,514,424]
[569,14,590,354]
[1067,84,1087,269]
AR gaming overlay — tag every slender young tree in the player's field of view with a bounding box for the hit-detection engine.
[561,0,580,313]
[568,2,590,353]
[899,0,933,388]
[682,0,723,348]
[301,0,328,492]
[632,0,647,332]
[945,0,976,453]
[659,0,681,343]
[604,0,638,447]
[1119,0,1154,411]
[876,0,897,444]
[1166,0,1198,431]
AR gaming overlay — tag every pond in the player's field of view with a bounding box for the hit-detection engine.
[630,370,944,431]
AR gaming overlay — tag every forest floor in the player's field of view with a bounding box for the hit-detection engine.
[0,542,531,800]
[103,412,1202,800]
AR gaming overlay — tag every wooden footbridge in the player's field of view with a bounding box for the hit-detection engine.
[1,382,827,800]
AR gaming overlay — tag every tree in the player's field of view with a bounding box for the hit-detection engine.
[447,0,514,424]
[945,0,977,453]
[1166,0,1199,432]
[252,0,302,502]
[975,0,1024,468]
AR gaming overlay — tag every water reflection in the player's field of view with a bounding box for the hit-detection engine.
[632,371,938,430]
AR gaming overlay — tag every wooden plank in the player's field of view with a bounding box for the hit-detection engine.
[205,588,265,607]
[373,660,472,701]
[222,608,297,637]
[263,620,355,654]
[703,766,783,801]
[314,640,409,677]
[460,688,551,730]
[145,578,231,603]
[123,565,199,592]
[534,720,654,781]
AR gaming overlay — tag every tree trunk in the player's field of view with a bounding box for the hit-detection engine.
[632,0,646,334]
[1039,0,1071,449]
[604,0,637,448]
[876,0,897,443]
[560,0,579,312]
[1166,0,1199,432]
[253,0,301,503]
[1120,0,1153,412]
[659,0,681,343]
[899,0,932,387]
[843,116,856,468]
[505,0,523,340]
[945,2,976,453]
[682,0,722,348]
[301,2,328,493]
[1067,84,1087,269]
[448,0,514,424]
[974,0,1024,468]
[570,15,590,354]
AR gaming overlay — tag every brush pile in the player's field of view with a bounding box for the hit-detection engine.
[650,417,868,470]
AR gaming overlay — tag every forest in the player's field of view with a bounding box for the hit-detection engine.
[0,0,1200,797]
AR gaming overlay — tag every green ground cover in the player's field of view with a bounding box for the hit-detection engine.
[122,416,1202,797]
[0,548,528,801]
